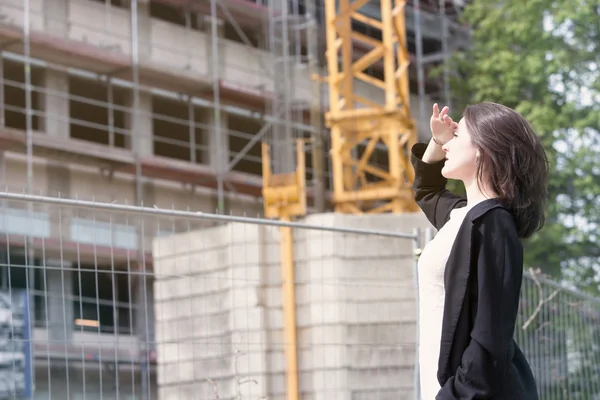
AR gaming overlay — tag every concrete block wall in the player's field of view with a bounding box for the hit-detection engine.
[153,212,433,400]
[153,221,275,400]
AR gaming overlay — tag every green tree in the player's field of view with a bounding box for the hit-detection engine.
[446,0,600,292]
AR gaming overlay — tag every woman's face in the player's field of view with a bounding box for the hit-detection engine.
[441,117,480,182]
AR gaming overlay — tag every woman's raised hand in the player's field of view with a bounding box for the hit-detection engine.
[430,103,458,145]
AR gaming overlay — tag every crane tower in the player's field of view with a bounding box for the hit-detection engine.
[324,0,419,213]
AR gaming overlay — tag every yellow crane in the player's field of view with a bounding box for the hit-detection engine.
[261,139,305,400]
[324,0,418,213]
[260,2,417,400]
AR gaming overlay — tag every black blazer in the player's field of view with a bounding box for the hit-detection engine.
[411,143,539,400]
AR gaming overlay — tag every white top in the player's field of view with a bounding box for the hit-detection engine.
[417,204,473,400]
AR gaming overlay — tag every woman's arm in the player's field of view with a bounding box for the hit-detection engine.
[436,209,524,399]
[411,140,466,230]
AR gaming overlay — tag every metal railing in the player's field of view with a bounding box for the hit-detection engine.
[0,191,421,400]
[0,191,597,399]
[517,270,600,400]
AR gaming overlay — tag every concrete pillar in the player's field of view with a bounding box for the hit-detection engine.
[124,91,153,157]
[37,70,70,139]
[121,0,151,61]
[254,30,267,50]
[135,274,155,342]
[135,270,155,400]
[204,109,230,212]
[38,68,72,210]
[204,108,229,169]
[46,163,71,201]
[134,272,155,399]
[46,259,73,343]
[203,16,226,80]
[201,15,227,167]
[43,0,69,37]
[136,1,152,61]
[0,55,4,127]
[123,87,154,207]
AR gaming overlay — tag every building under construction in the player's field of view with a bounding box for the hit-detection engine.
[0,0,470,398]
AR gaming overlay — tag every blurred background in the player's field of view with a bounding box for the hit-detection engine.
[0,0,597,399]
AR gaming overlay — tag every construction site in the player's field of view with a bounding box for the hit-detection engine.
[0,0,505,399]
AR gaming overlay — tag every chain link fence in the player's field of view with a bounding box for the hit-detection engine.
[0,191,597,399]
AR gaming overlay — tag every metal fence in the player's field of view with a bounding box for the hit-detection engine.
[517,271,600,400]
[0,191,597,399]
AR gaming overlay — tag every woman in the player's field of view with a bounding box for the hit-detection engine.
[412,102,547,399]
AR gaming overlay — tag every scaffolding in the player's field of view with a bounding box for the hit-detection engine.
[0,0,468,214]
[0,0,317,210]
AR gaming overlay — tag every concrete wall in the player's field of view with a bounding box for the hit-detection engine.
[153,212,433,400]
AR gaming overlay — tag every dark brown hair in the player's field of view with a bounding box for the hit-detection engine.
[463,102,549,239]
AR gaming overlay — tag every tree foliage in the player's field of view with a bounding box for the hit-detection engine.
[446,0,600,292]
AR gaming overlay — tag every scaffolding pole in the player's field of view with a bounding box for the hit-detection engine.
[23,0,36,397]
[439,0,451,107]
[268,1,296,175]
[306,0,326,212]
[210,0,226,213]
[131,0,143,207]
[414,0,426,130]
[129,2,151,399]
